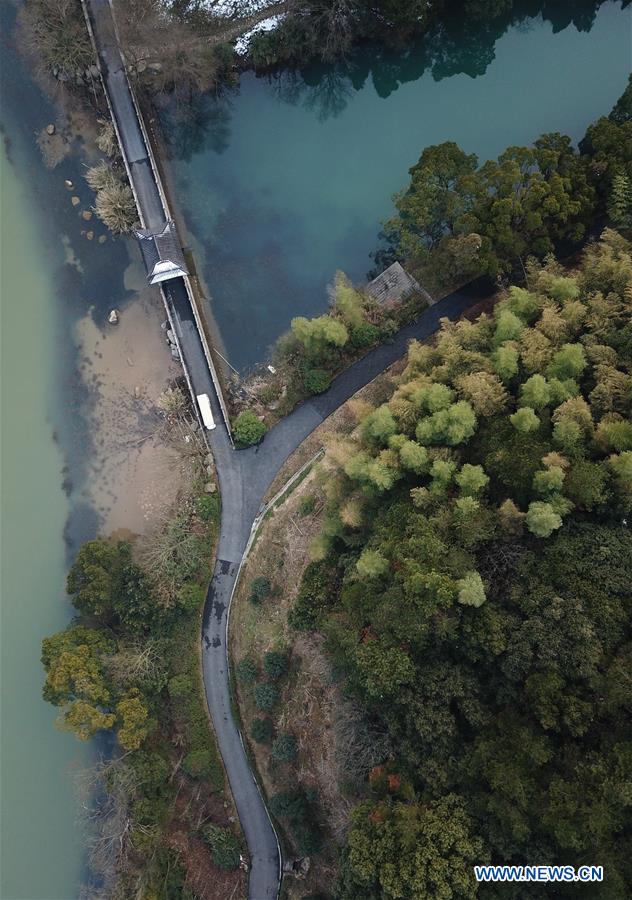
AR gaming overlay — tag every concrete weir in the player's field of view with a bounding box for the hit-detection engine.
[80,0,232,442]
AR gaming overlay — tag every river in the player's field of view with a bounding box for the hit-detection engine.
[0,4,134,897]
[161,0,632,371]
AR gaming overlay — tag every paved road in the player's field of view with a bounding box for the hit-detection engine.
[82,4,491,896]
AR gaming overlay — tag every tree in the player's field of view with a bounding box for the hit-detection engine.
[271,732,298,762]
[520,374,551,410]
[564,460,608,511]
[456,463,489,496]
[498,498,525,536]
[42,626,116,741]
[333,271,365,327]
[525,501,563,538]
[342,795,485,899]
[547,343,588,381]
[233,410,267,447]
[356,549,389,579]
[533,466,565,496]
[494,309,524,344]
[456,371,508,416]
[398,440,428,474]
[385,142,478,256]
[66,540,150,623]
[510,406,540,434]
[115,690,150,751]
[263,651,288,680]
[254,683,280,711]
[492,342,519,382]
[608,173,632,228]
[416,401,477,446]
[457,571,486,607]
[291,314,348,361]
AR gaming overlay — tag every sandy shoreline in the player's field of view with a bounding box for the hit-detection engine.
[74,249,189,538]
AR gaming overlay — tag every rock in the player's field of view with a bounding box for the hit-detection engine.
[64,179,73,189]
[46,123,55,136]
[86,230,94,241]
[71,196,80,207]
[81,210,93,221]
[147,62,163,73]
[108,309,120,325]
[136,59,147,73]
[133,385,141,398]
[170,346,180,361]
[205,465,214,476]
[87,65,100,79]
[98,235,107,244]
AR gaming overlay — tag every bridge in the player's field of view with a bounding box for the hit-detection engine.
[81,3,491,897]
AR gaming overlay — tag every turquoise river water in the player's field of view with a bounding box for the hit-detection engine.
[163,0,632,370]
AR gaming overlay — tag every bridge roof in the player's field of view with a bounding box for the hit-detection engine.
[135,220,188,284]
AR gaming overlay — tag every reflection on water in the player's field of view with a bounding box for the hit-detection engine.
[160,0,631,371]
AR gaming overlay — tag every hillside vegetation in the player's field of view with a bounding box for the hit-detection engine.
[291,230,632,898]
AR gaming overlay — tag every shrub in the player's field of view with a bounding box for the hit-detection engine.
[304,368,332,395]
[168,674,194,699]
[235,657,258,684]
[254,683,279,710]
[95,180,138,234]
[251,718,274,744]
[272,732,298,762]
[249,576,271,605]
[197,494,219,523]
[183,749,214,779]
[350,322,380,349]
[203,825,241,870]
[263,651,288,680]
[233,410,267,447]
[299,494,316,516]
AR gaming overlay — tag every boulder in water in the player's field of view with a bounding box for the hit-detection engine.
[108,309,120,325]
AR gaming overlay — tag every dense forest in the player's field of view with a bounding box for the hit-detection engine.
[290,230,632,897]
[376,74,632,288]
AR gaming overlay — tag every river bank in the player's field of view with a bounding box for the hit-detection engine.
[0,2,216,894]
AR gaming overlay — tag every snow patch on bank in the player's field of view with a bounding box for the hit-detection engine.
[192,0,285,55]
[234,14,285,54]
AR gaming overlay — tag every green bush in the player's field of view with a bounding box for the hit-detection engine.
[182,749,214,779]
[254,683,280,710]
[249,576,272,605]
[263,651,289,680]
[304,368,332,395]
[350,322,380,349]
[168,674,194,699]
[272,732,298,762]
[235,657,258,684]
[196,493,220,523]
[203,824,241,870]
[299,494,317,516]
[234,410,267,448]
[250,717,274,744]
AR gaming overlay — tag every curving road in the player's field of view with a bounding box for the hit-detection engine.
[80,3,490,895]
[200,278,490,899]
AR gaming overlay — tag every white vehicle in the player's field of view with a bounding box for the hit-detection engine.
[196,393,216,430]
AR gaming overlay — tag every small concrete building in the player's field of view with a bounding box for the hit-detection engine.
[135,220,188,284]
[367,261,424,305]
